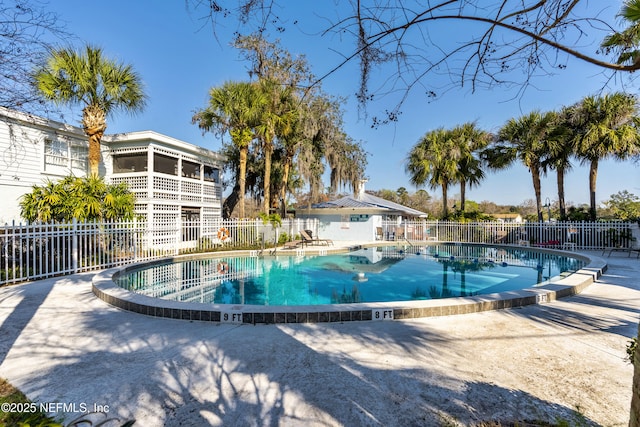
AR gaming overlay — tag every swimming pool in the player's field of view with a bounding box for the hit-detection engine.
[93,243,601,323]
[113,244,585,306]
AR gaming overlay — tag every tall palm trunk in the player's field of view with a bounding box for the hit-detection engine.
[459,180,467,211]
[556,166,566,220]
[280,150,294,217]
[238,146,248,218]
[531,168,543,222]
[82,104,107,176]
[589,159,598,221]
[263,140,273,214]
[441,184,449,218]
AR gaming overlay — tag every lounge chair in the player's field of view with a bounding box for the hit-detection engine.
[282,240,303,249]
[301,229,333,246]
[532,240,560,248]
[602,243,640,258]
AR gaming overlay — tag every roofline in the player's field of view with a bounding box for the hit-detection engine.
[104,130,224,160]
[0,106,85,137]
[0,107,224,161]
[298,207,427,217]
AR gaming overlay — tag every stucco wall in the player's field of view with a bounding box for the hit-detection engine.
[298,212,381,241]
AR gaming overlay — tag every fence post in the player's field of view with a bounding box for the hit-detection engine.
[72,218,79,273]
[175,216,181,255]
[133,217,139,262]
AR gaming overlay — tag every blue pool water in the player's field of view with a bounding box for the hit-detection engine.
[114,244,585,306]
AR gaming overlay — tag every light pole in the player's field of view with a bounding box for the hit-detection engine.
[543,197,551,222]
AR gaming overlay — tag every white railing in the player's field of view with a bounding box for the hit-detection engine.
[381,220,637,250]
[0,218,319,285]
[2,218,636,286]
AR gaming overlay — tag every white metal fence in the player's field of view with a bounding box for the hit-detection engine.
[381,220,638,250]
[1,218,636,286]
[1,218,319,285]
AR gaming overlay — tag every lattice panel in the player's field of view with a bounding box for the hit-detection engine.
[110,147,147,155]
[112,175,148,192]
[152,146,180,158]
[133,203,147,214]
[153,176,179,192]
[181,181,201,195]
[151,212,179,245]
[155,192,179,200]
[154,204,179,212]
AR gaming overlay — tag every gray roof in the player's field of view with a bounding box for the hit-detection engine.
[312,193,428,217]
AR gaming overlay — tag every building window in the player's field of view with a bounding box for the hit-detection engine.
[203,165,220,183]
[113,153,148,173]
[44,138,87,174]
[153,153,178,175]
[182,160,200,179]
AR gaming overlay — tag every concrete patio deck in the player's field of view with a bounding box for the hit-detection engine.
[0,249,638,426]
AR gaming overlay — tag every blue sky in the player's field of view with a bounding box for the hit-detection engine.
[46,1,640,206]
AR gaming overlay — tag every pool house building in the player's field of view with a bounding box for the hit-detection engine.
[297,180,429,241]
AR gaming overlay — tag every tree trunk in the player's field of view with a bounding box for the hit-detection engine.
[589,159,598,221]
[82,104,107,176]
[557,166,566,220]
[263,141,273,215]
[238,145,248,219]
[222,183,240,219]
[460,180,466,212]
[280,154,292,218]
[532,168,543,222]
[87,132,104,176]
[441,184,449,218]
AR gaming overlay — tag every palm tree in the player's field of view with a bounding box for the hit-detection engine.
[451,122,491,212]
[406,128,459,218]
[20,180,61,222]
[601,0,640,66]
[193,81,266,218]
[255,79,297,214]
[34,45,146,176]
[484,111,555,222]
[20,175,134,222]
[216,141,265,218]
[276,91,309,216]
[543,109,576,220]
[569,92,640,220]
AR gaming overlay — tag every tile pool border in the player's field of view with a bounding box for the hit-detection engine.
[92,243,607,324]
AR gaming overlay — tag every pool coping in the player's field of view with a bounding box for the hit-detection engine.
[92,242,607,324]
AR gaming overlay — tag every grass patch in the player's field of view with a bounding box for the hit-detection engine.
[0,378,61,426]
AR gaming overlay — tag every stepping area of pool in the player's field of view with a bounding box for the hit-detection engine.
[0,247,637,426]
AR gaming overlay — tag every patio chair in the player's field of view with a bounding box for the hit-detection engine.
[532,240,560,248]
[603,241,640,258]
[282,240,303,250]
[301,229,333,246]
